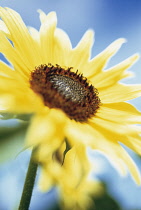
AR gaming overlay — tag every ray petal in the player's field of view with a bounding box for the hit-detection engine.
[26,109,66,147]
[99,83,141,103]
[91,54,139,87]
[0,7,42,69]
[0,90,43,113]
[53,28,72,66]
[68,30,94,73]
[0,61,22,81]
[88,122,141,184]
[0,30,30,79]
[39,11,57,63]
[89,117,141,155]
[87,38,126,78]
[97,102,141,124]
[0,19,9,35]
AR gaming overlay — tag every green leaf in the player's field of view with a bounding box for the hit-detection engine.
[0,121,29,163]
[91,182,121,210]
[0,113,32,121]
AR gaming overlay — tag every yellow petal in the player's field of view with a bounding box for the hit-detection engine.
[68,30,94,72]
[88,121,141,184]
[91,54,139,87]
[53,28,72,66]
[39,11,57,63]
[62,148,87,188]
[25,108,66,147]
[65,120,96,147]
[63,145,89,174]
[90,133,128,175]
[87,38,126,78]
[0,89,43,113]
[28,26,42,59]
[0,7,42,69]
[97,102,141,123]
[90,115,138,136]
[124,136,141,155]
[0,77,27,92]
[28,27,40,44]
[38,9,49,24]
[0,30,29,80]
[0,19,9,34]
[119,147,141,185]
[0,61,23,81]
[38,167,53,191]
[99,83,141,103]
[0,61,43,113]
[90,114,141,154]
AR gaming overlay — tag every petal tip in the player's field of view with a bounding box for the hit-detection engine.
[86,29,95,37]
[133,53,140,60]
[38,10,57,24]
[127,53,140,66]
[113,38,127,48]
[106,38,127,55]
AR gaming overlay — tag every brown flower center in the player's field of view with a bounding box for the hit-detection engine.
[30,64,101,122]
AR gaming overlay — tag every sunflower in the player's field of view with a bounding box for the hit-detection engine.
[0,6,141,194]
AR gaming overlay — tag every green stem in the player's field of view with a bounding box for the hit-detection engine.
[18,148,38,210]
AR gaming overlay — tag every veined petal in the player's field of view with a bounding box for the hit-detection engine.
[89,117,141,155]
[0,7,42,69]
[118,146,141,185]
[0,30,30,79]
[97,102,141,124]
[122,135,141,157]
[68,30,94,72]
[89,115,139,136]
[102,142,141,184]
[99,83,141,103]
[0,61,23,81]
[88,121,141,184]
[87,38,126,78]
[28,27,40,44]
[39,11,57,63]
[53,28,72,66]
[28,26,44,64]
[91,54,139,87]
[69,117,141,185]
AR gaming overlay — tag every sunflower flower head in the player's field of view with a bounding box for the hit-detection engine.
[1,7,141,209]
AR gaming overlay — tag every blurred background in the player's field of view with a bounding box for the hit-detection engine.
[0,0,141,209]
